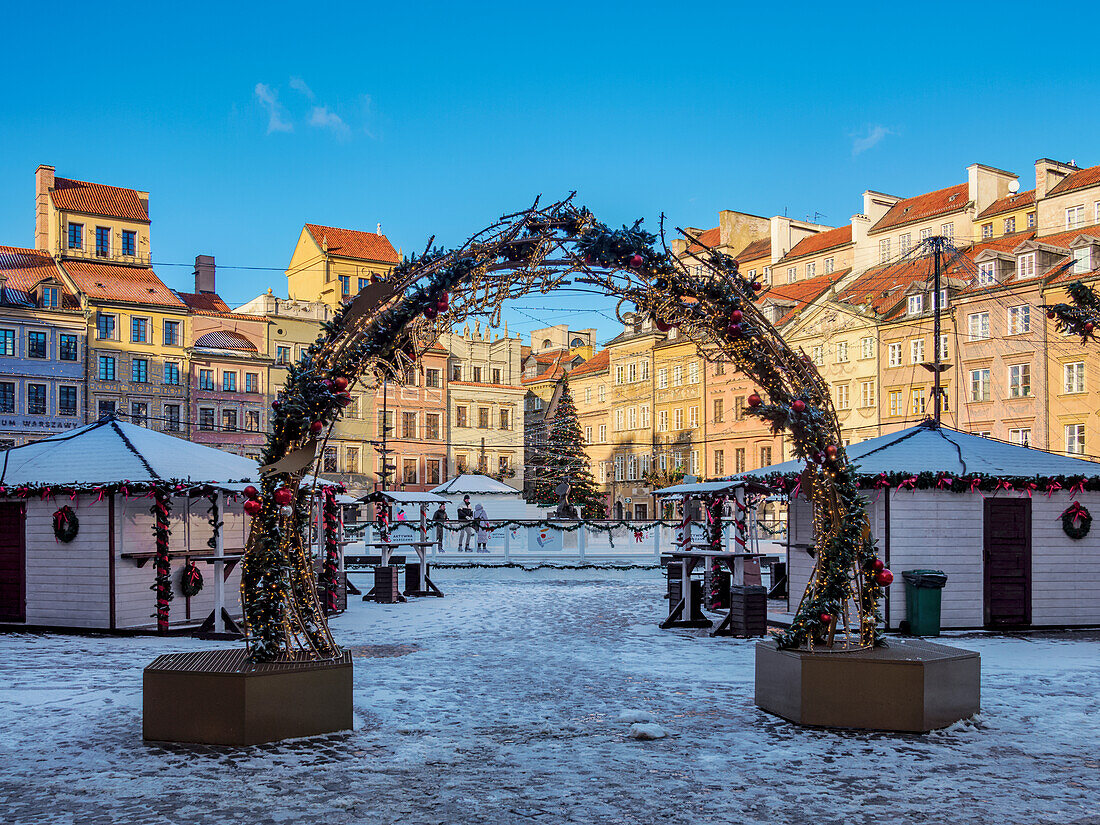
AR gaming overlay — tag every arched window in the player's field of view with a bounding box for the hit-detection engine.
[542,338,553,349]
[570,337,584,348]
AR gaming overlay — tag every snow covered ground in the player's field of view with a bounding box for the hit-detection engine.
[1,573,1098,825]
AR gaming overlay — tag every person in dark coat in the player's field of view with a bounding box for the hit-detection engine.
[431,502,448,553]
[457,495,475,552]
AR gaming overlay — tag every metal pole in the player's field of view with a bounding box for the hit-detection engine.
[933,237,943,425]
[213,491,225,634]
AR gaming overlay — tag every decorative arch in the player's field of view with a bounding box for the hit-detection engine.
[242,196,885,661]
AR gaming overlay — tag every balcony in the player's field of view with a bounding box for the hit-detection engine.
[61,246,151,266]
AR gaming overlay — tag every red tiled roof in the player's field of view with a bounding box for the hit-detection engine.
[570,348,609,377]
[762,270,848,326]
[305,223,399,264]
[735,238,771,263]
[870,183,969,234]
[195,330,258,351]
[1046,163,1100,198]
[522,350,570,384]
[0,245,79,309]
[977,189,1036,219]
[780,225,853,261]
[684,227,721,255]
[176,291,232,313]
[50,177,149,222]
[61,260,186,309]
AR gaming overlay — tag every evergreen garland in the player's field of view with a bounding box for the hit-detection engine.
[150,489,173,633]
[319,486,341,613]
[533,380,606,518]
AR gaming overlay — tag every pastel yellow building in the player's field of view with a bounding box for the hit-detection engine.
[286,223,400,309]
[569,349,612,506]
[605,317,659,519]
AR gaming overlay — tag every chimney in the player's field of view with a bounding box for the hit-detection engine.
[1035,158,1075,199]
[35,165,54,252]
[194,255,216,294]
[377,222,382,234]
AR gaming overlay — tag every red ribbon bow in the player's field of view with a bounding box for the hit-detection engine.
[1061,502,1090,525]
[936,475,954,490]
[1024,482,1038,498]
[1069,479,1086,499]
[1045,481,1063,498]
[993,479,1014,494]
[896,477,917,491]
[95,486,105,502]
[969,478,982,493]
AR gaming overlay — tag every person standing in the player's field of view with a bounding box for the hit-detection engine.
[474,503,490,553]
[457,495,475,552]
[431,502,448,553]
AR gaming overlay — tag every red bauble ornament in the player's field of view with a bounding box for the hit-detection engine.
[747,392,762,408]
[310,420,324,434]
[825,444,838,460]
[1047,309,1057,319]
[335,391,353,407]
[654,318,673,332]
[321,379,334,391]
[792,399,806,413]
[872,558,885,572]
[629,253,644,269]
[424,305,438,320]
[273,487,294,506]
[751,281,763,292]
[820,613,833,625]
[271,399,281,410]
[437,294,450,312]
[333,377,349,391]
[1087,322,1095,334]
[730,309,743,323]
[243,485,259,500]
[243,499,262,517]
[876,568,894,586]
[727,322,743,337]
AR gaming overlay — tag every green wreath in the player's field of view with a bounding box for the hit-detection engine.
[181,561,204,597]
[1061,503,1092,540]
[52,506,79,543]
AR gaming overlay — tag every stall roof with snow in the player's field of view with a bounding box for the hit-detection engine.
[430,474,523,496]
[360,491,446,505]
[654,479,772,498]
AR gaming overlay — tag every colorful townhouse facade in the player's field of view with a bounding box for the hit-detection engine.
[285,223,399,309]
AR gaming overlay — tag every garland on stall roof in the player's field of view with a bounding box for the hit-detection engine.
[319,486,341,613]
[757,470,1100,497]
[431,517,684,533]
[0,479,259,501]
[150,488,173,633]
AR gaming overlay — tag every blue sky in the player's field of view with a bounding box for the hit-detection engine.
[1,1,1096,344]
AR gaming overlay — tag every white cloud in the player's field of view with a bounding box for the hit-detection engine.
[254,83,292,133]
[851,124,893,156]
[289,76,315,100]
[309,105,351,139]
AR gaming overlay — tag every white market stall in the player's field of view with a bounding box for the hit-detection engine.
[0,419,262,632]
[748,421,1100,631]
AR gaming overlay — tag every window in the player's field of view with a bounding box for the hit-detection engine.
[583,387,592,405]
[402,412,417,439]
[907,294,923,315]
[244,372,258,393]
[27,331,46,358]
[1004,216,1016,234]
[941,222,954,239]
[376,409,394,437]
[1066,423,1086,455]
[95,226,110,257]
[1018,253,1036,279]
[598,385,606,402]
[898,234,912,255]
[967,312,990,340]
[131,317,148,343]
[98,355,116,380]
[888,390,902,416]
[911,388,926,415]
[640,361,649,381]
[1008,428,1031,446]
[276,345,291,365]
[688,406,698,428]
[1027,212,1036,228]
[688,362,699,384]
[162,320,180,347]
[426,413,441,440]
[472,366,482,383]
[759,446,772,467]
[909,339,924,364]
[222,409,237,431]
[735,448,746,473]
[498,456,510,476]
[403,459,418,485]
[939,334,949,360]
[122,230,136,256]
[714,450,725,476]
[222,372,237,392]
[835,341,848,363]
[787,267,796,283]
[58,385,78,416]
[1064,361,1085,394]
[977,262,995,285]
[627,455,637,481]
[97,399,116,419]
[0,382,13,413]
[455,454,468,474]
[585,426,593,443]
[920,227,933,241]
[427,459,442,485]
[41,286,59,308]
[454,406,467,428]
[492,368,501,384]
[970,369,991,402]
[823,257,835,274]
[673,366,683,386]
[1066,205,1085,229]
[477,407,489,429]
[0,329,13,356]
[690,451,699,475]
[879,238,891,264]
[614,455,624,481]
[320,447,337,474]
[714,398,724,423]
[625,363,636,383]
[1007,367,1029,398]
[599,424,607,442]
[981,223,993,239]
[130,358,148,383]
[424,368,440,388]
[616,409,624,431]
[860,337,874,360]
[163,362,180,385]
[860,381,875,408]
[835,384,850,410]
[58,334,78,361]
[657,410,668,432]
[714,357,725,376]
[806,262,816,278]
[629,406,640,429]
[1073,246,1092,274]
[673,408,683,430]
[1007,305,1030,335]
[812,345,824,366]
[26,383,46,415]
[339,275,350,295]
[68,223,83,249]
[657,368,668,389]
[762,267,772,284]
[130,402,149,427]
[888,343,901,367]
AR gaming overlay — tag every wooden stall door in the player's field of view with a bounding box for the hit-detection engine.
[0,503,26,622]
[983,498,1031,628]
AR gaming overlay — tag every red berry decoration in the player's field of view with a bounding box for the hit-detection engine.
[321,379,334,391]
[243,499,262,517]
[333,377,349,391]
[872,558,885,572]
[820,613,833,625]
[1047,309,1057,319]
[629,253,644,269]
[825,444,838,460]
[730,309,743,323]
[1087,322,1095,333]
[273,487,294,506]
[243,485,259,500]
[747,392,762,408]
[310,420,324,434]
[876,568,894,586]
[791,399,806,413]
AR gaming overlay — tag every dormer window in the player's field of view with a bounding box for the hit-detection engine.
[907,294,923,315]
[823,258,834,274]
[40,286,59,308]
[977,262,996,285]
[1073,247,1090,274]
[1070,238,1099,274]
[1018,252,1036,279]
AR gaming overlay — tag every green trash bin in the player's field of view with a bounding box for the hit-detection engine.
[902,570,948,636]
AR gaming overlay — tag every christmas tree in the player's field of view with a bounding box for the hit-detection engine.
[534,379,606,518]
